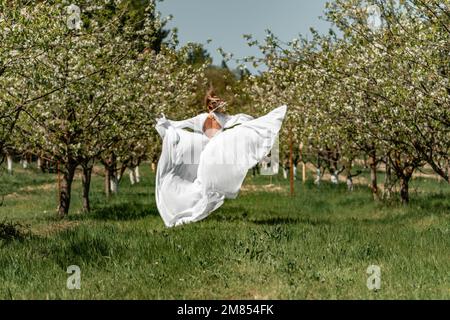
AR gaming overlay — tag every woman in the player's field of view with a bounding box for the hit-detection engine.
[155,89,287,227]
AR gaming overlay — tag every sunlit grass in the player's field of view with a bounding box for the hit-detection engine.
[0,163,449,299]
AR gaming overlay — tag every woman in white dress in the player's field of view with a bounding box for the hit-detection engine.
[155,89,287,227]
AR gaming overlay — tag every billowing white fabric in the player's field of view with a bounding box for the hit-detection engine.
[155,105,287,227]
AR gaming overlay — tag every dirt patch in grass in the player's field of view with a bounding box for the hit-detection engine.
[21,183,55,192]
[241,184,285,193]
[4,183,56,199]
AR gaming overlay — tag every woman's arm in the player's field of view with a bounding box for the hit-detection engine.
[223,113,254,129]
[156,114,202,129]
[166,116,199,130]
[155,114,203,138]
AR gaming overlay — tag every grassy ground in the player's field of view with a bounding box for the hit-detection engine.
[0,163,449,299]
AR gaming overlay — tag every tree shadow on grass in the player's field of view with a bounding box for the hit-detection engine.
[248,216,333,226]
[410,192,450,212]
[246,207,450,227]
[209,206,333,226]
[71,202,159,221]
[209,191,450,227]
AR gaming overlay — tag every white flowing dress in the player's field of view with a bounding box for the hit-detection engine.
[155,105,287,227]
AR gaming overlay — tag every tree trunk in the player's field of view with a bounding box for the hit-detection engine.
[109,168,118,194]
[135,166,140,183]
[447,159,450,183]
[384,156,392,199]
[314,168,321,185]
[151,162,156,172]
[299,143,306,183]
[331,170,339,184]
[399,167,414,204]
[289,130,294,196]
[400,175,410,204]
[302,162,306,183]
[6,154,13,174]
[22,156,28,169]
[108,154,118,194]
[129,166,136,185]
[314,153,321,185]
[345,160,353,191]
[104,165,111,197]
[81,165,92,212]
[58,163,77,217]
[346,176,353,191]
[37,157,42,170]
[329,148,340,185]
[368,149,379,200]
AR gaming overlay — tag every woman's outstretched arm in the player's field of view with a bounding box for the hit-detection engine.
[223,113,254,129]
[155,114,203,138]
[167,116,200,130]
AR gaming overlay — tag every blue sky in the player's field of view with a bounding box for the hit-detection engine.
[157,0,332,72]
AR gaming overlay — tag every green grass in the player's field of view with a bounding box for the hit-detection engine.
[0,163,449,299]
